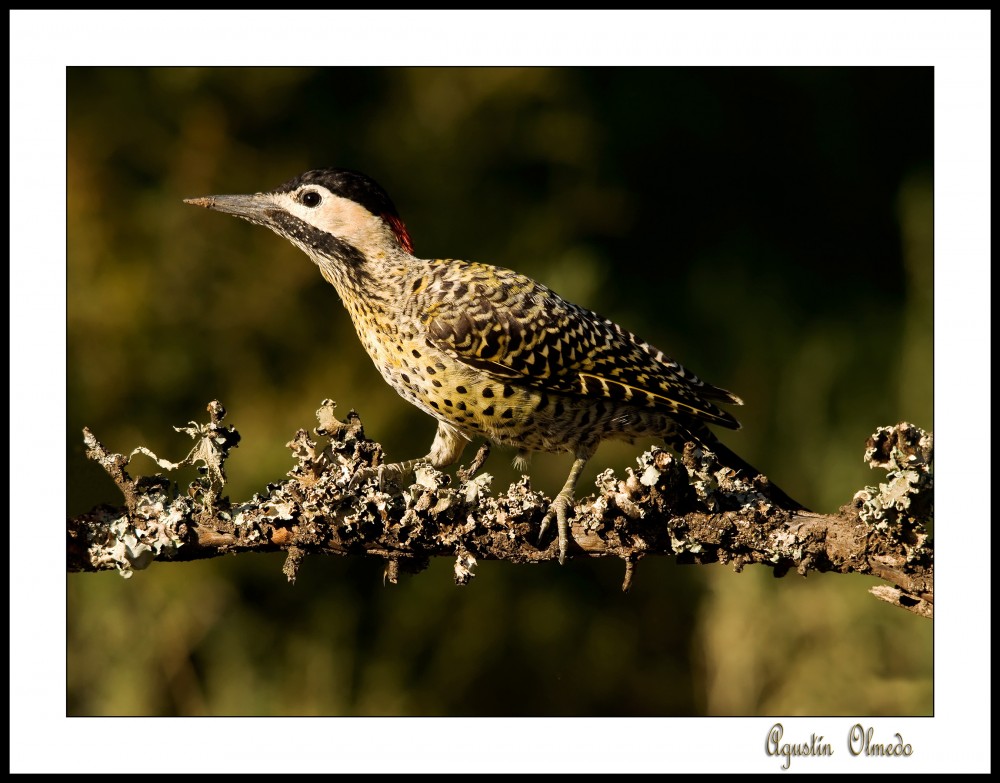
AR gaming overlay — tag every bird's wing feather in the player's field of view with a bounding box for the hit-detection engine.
[422,262,741,429]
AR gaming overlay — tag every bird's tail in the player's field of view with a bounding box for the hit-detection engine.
[668,425,808,511]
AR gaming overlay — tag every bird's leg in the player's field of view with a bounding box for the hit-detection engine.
[352,421,468,490]
[540,449,592,565]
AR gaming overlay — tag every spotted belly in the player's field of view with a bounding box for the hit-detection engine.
[367,335,672,454]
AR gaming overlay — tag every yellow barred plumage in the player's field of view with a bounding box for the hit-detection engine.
[185,167,803,565]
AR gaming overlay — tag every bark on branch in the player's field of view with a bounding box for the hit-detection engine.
[67,401,933,618]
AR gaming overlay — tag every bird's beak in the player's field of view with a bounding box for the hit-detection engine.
[183,192,273,223]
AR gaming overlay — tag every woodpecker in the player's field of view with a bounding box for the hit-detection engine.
[185,168,803,564]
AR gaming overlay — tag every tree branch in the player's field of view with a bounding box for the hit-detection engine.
[68,401,933,617]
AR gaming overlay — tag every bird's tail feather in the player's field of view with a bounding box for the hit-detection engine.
[668,425,808,511]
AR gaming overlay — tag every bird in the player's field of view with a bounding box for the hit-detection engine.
[185,168,804,564]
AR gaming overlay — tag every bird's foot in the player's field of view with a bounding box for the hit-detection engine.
[539,489,575,565]
[349,461,415,493]
[456,443,491,482]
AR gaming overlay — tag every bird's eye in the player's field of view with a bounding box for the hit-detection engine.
[301,191,321,208]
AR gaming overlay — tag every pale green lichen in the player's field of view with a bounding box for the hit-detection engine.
[130,409,240,495]
[856,423,933,535]
[463,473,493,506]
[640,464,662,487]
[769,528,804,562]
[89,496,189,578]
[453,548,477,586]
[855,423,932,564]
[670,531,702,555]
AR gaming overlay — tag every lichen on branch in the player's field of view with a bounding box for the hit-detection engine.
[68,402,933,617]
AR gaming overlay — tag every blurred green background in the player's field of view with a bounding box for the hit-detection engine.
[67,67,932,716]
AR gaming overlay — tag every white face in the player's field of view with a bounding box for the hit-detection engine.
[270,184,395,258]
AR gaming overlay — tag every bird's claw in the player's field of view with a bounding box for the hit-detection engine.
[539,491,574,565]
[348,465,376,491]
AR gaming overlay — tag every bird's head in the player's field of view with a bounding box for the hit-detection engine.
[185,168,415,289]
